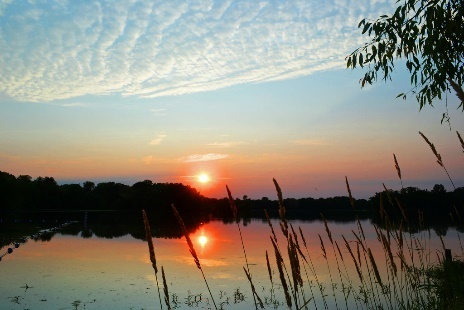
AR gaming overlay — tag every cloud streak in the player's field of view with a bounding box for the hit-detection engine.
[179,153,229,162]
[206,141,245,148]
[150,108,167,116]
[0,0,395,102]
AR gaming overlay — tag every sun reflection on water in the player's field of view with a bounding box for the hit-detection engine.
[197,228,208,254]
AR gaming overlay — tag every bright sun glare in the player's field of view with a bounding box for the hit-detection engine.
[197,173,210,183]
[198,235,208,247]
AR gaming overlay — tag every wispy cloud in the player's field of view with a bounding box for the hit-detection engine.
[149,134,167,145]
[206,141,245,148]
[0,0,395,102]
[150,108,167,116]
[178,153,229,162]
[56,102,89,108]
[290,139,331,146]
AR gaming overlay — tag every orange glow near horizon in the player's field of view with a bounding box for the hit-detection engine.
[175,162,230,197]
[4,140,462,200]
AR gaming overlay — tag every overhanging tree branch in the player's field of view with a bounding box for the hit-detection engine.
[347,0,464,112]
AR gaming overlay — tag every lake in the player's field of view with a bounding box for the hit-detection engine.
[1,211,463,309]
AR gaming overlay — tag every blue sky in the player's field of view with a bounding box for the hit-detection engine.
[1,0,463,199]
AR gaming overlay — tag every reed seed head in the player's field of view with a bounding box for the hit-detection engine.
[318,234,327,259]
[335,241,344,262]
[273,178,283,207]
[298,226,307,247]
[393,153,402,180]
[343,235,363,282]
[345,176,355,208]
[171,204,201,270]
[457,131,464,153]
[142,210,158,274]
[226,185,238,219]
[273,178,289,237]
[367,248,383,287]
[380,230,397,277]
[288,234,303,288]
[419,131,443,167]
[271,236,292,308]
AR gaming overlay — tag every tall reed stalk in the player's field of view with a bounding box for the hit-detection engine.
[226,185,261,309]
[142,210,163,310]
[265,250,275,302]
[162,267,172,310]
[171,204,218,310]
[299,226,329,310]
[273,178,310,309]
[419,131,456,190]
[320,213,349,310]
[345,176,355,209]
[140,132,464,310]
[318,233,340,310]
[393,153,404,189]
[270,236,292,308]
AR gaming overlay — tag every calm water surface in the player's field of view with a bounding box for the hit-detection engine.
[1,212,462,309]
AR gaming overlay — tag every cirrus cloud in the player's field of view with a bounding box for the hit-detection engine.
[0,0,394,102]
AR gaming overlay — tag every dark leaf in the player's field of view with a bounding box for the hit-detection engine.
[362,22,370,34]
[358,19,366,28]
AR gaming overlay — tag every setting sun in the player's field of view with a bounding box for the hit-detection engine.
[198,235,208,247]
[197,173,210,183]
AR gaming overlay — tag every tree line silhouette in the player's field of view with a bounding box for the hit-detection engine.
[1,170,463,224]
[2,170,463,247]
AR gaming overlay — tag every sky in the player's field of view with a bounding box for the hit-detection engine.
[1,0,463,199]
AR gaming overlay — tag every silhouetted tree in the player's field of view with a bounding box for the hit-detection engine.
[83,181,95,192]
[432,184,446,194]
[347,0,464,118]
